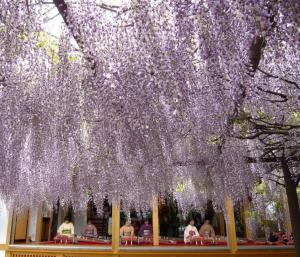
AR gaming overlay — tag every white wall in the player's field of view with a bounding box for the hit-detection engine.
[74,211,87,236]
[27,207,38,241]
[0,250,6,257]
[0,200,9,244]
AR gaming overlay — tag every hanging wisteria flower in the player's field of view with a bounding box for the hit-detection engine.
[0,0,299,217]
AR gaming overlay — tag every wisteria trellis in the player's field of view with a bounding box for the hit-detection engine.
[0,0,299,214]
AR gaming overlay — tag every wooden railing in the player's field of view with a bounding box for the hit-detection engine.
[5,247,297,257]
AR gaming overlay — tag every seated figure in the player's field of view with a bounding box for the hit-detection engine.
[139,220,153,237]
[274,231,294,245]
[82,219,98,238]
[120,220,135,237]
[269,231,278,242]
[184,219,199,243]
[120,220,135,245]
[54,217,75,243]
[199,219,215,238]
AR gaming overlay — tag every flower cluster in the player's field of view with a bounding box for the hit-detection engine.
[0,0,299,214]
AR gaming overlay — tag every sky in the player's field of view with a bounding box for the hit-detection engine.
[42,0,128,38]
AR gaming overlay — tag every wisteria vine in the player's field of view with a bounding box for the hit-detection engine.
[0,0,299,215]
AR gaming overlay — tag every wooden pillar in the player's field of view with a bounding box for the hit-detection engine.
[152,195,159,246]
[5,212,13,245]
[243,201,253,240]
[9,211,16,244]
[35,206,43,242]
[112,199,120,253]
[226,197,237,253]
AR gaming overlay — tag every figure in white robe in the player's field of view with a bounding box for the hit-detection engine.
[184,219,199,243]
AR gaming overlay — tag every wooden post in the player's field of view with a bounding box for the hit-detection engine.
[152,195,159,246]
[9,212,16,244]
[226,197,237,253]
[5,212,13,245]
[112,199,120,253]
[35,206,43,242]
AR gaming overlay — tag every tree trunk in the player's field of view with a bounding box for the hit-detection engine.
[282,158,300,257]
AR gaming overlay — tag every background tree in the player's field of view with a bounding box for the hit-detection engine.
[233,56,300,253]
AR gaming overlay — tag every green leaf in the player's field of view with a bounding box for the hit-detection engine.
[257,109,266,119]
[255,181,267,194]
[68,55,78,62]
[38,39,47,48]
[209,134,221,145]
[292,110,300,124]
[274,201,282,210]
[175,181,185,192]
